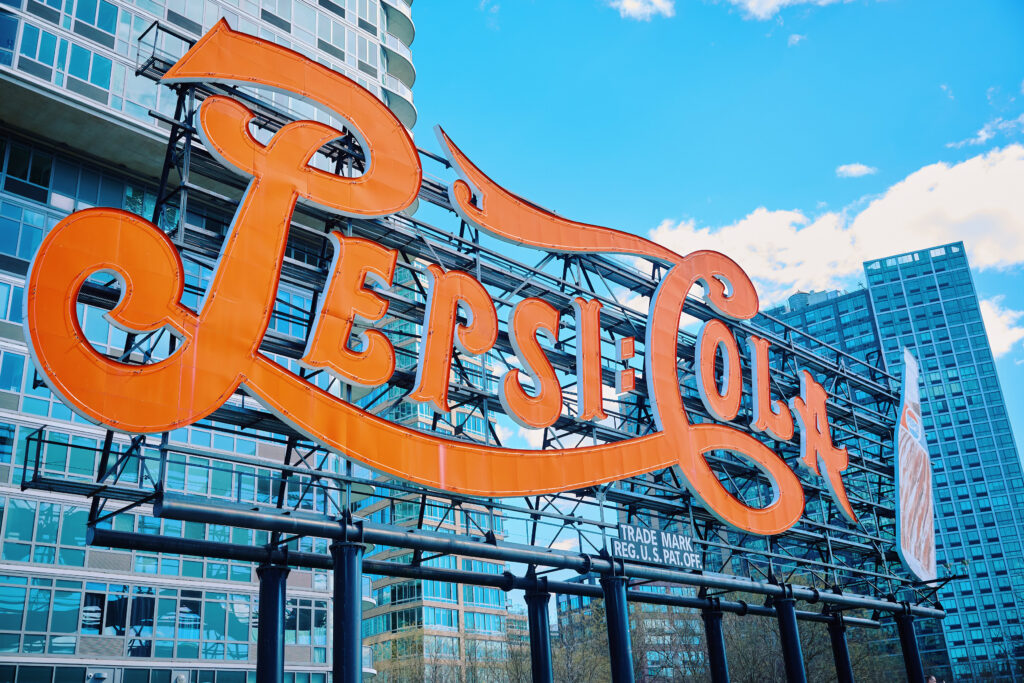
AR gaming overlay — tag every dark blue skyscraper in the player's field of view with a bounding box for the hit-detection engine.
[771,242,1024,681]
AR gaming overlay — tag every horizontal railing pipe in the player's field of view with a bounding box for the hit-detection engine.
[88,527,879,628]
[153,493,943,619]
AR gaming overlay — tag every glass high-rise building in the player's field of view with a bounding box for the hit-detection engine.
[0,0,414,681]
[769,242,1024,681]
[347,268,516,682]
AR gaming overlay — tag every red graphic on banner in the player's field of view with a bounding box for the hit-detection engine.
[895,349,937,581]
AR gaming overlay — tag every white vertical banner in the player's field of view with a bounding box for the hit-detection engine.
[895,348,937,582]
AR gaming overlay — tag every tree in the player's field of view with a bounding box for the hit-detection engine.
[494,616,532,683]
[370,631,462,683]
[551,601,613,682]
[630,603,708,682]
[721,606,894,682]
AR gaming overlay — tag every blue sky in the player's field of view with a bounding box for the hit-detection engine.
[407,0,1024,450]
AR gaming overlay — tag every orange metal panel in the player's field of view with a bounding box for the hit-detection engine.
[302,234,398,388]
[408,265,498,414]
[695,319,742,423]
[747,335,795,442]
[500,297,563,429]
[572,297,609,422]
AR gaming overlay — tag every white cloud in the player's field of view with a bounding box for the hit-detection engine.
[622,290,650,315]
[847,145,1024,270]
[941,84,955,100]
[724,0,845,21]
[947,113,1024,149]
[651,210,855,305]
[550,537,579,551]
[518,426,544,449]
[478,0,500,29]
[983,85,1016,110]
[980,297,1024,358]
[608,0,675,20]
[493,423,515,446]
[787,33,806,46]
[836,162,877,178]
[650,144,1024,305]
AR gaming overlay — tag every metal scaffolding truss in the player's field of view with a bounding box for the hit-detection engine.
[22,26,946,675]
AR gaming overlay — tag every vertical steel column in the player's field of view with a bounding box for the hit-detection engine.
[525,578,553,683]
[702,599,729,683]
[600,574,635,683]
[895,611,926,683]
[330,540,365,683]
[774,587,807,683]
[827,612,854,683]
[256,563,289,683]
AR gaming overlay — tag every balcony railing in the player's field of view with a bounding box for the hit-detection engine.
[382,73,412,100]
[380,0,411,20]
[135,20,195,80]
[20,427,375,519]
[382,31,413,61]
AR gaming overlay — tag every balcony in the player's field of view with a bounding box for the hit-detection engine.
[382,73,412,100]
[382,31,413,61]
[382,33,415,89]
[363,575,377,611]
[382,75,416,129]
[380,0,414,47]
[363,644,377,678]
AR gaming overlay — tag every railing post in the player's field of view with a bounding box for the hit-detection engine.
[32,426,44,482]
[895,610,926,683]
[525,577,553,683]
[774,586,807,683]
[600,573,635,683]
[702,598,729,683]
[827,612,854,683]
[330,539,365,683]
[97,430,114,481]
[256,563,289,683]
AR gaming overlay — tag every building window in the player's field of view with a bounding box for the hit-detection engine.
[74,0,118,35]
[0,280,23,323]
[356,34,376,77]
[0,498,88,566]
[68,43,112,91]
[463,585,505,609]
[3,146,51,204]
[0,574,83,654]
[424,606,457,630]
[463,611,503,634]
[0,351,24,396]
[356,0,376,32]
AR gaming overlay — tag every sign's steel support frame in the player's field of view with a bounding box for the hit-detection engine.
[14,20,949,682]
[702,599,729,683]
[255,563,289,683]
[774,587,807,682]
[330,538,365,683]
[86,526,884,627]
[828,611,855,683]
[896,612,927,683]
[525,577,554,683]
[601,572,635,683]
